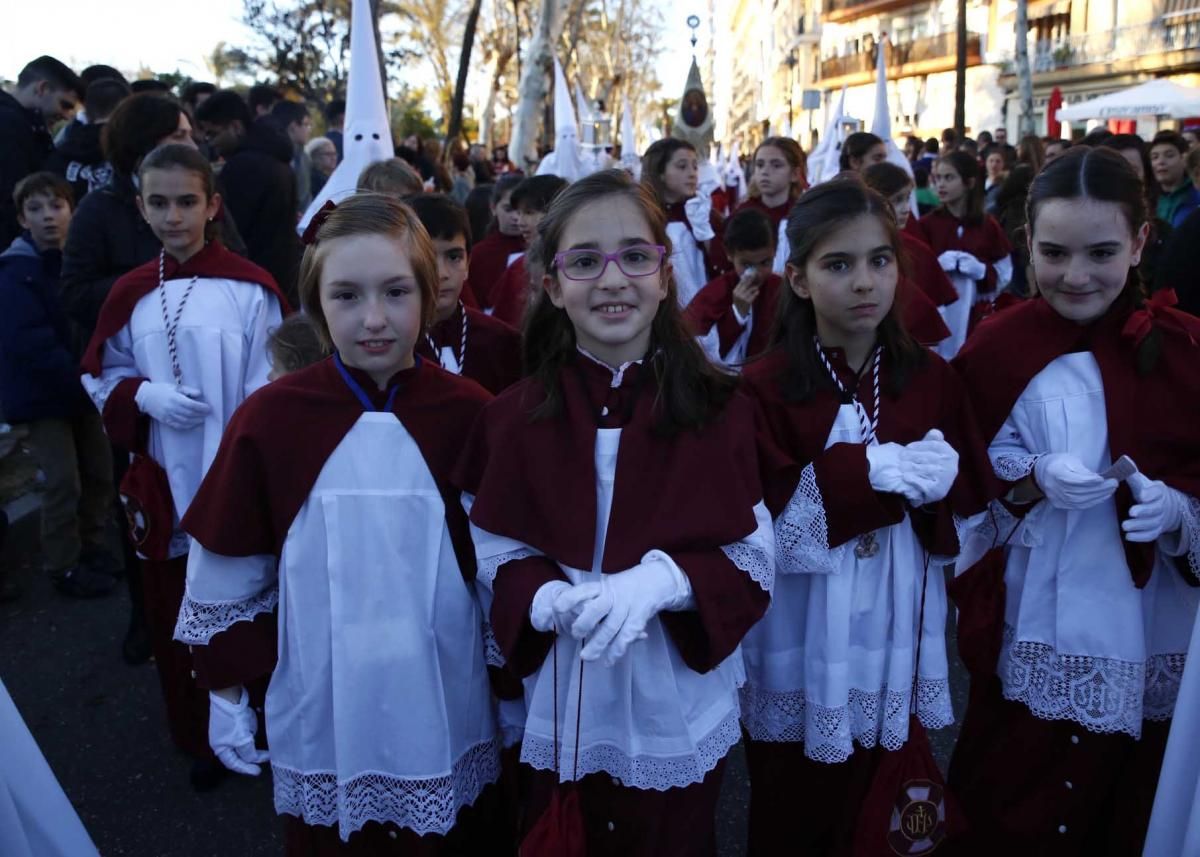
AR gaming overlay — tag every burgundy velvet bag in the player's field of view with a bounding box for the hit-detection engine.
[852,556,964,856]
[520,639,587,857]
[118,453,176,561]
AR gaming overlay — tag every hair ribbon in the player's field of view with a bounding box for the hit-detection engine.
[301,200,338,246]
[1122,289,1196,347]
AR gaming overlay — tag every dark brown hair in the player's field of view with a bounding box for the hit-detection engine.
[103,93,185,176]
[267,313,328,375]
[640,138,697,207]
[774,175,924,401]
[356,159,424,196]
[138,143,215,198]
[935,150,986,226]
[524,169,737,433]
[297,193,440,346]
[862,161,913,199]
[1026,145,1160,373]
[839,132,884,171]
[13,171,74,211]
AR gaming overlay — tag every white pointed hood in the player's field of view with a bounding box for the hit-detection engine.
[619,100,640,178]
[298,0,394,232]
[536,57,585,180]
[870,36,918,214]
[808,86,846,185]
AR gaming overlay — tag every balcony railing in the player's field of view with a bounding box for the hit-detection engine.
[820,32,982,81]
[997,17,1200,73]
[823,0,927,24]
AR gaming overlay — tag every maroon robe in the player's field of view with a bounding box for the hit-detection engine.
[946,295,1200,856]
[683,271,782,361]
[182,357,491,689]
[455,354,770,678]
[663,201,733,281]
[902,215,930,246]
[736,196,793,231]
[468,230,525,309]
[490,256,529,329]
[919,208,1013,294]
[898,274,952,347]
[901,230,959,307]
[415,304,522,394]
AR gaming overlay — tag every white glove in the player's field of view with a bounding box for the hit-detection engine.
[555,554,692,666]
[866,443,935,505]
[937,250,966,274]
[684,195,715,241]
[209,688,269,776]
[530,580,584,635]
[957,253,987,281]
[901,429,960,506]
[1033,453,1118,510]
[135,382,210,429]
[725,165,742,189]
[1122,472,1187,543]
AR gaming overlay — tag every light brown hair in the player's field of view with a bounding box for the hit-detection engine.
[297,193,440,346]
[356,158,424,196]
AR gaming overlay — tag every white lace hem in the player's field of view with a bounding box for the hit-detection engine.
[83,373,126,413]
[775,464,848,575]
[739,679,954,763]
[482,620,505,668]
[520,707,740,791]
[174,587,279,645]
[992,452,1039,483]
[476,547,539,586]
[999,625,1187,738]
[272,737,500,840]
[1176,495,1200,582]
[721,541,775,593]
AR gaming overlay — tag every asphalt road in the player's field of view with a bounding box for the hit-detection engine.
[0,508,968,857]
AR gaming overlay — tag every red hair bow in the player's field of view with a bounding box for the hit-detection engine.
[301,200,338,246]
[1121,289,1194,347]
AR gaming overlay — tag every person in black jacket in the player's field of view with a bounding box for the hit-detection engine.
[0,173,116,597]
[43,77,130,203]
[196,90,301,304]
[0,56,84,247]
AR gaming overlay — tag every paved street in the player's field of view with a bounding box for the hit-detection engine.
[0,506,967,856]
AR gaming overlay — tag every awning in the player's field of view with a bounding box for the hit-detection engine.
[1057,78,1200,120]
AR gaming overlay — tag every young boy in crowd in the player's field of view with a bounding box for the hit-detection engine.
[684,206,782,368]
[0,173,117,597]
[409,194,522,393]
[489,174,567,327]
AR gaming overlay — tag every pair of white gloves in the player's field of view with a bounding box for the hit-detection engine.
[866,429,960,507]
[209,687,269,775]
[135,381,210,430]
[937,250,987,283]
[684,194,716,242]
[1033,454,1187,543]
[530,552,693,667]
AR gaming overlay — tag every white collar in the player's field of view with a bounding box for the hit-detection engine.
[576,345,645,388]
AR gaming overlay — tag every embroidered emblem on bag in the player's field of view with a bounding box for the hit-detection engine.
[888,779,947,855]
[119,492,149,547]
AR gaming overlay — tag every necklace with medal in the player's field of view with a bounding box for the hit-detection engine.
[815,337,883,559]
[425,301,468,373]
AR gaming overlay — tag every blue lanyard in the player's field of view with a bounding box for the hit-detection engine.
[333,352,403,412]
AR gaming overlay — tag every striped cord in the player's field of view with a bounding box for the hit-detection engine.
[426,300,468,373]
[814,336,881,446]
[157,250,199,387]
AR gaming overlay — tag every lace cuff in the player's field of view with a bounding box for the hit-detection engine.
[992,452,1039,483]
[1159,494,1200,581]
[721,542,774,593]
[774,464,847,575]
[520,707,740,791]
[83,373,127,413]
[482,620,505,668]
[739,679,954,762]
[999,625,1186,738]
[476,547,539,586]
[273,737,500,840]
[174,587,279,645]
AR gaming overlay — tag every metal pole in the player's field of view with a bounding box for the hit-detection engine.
[954,0,967,139]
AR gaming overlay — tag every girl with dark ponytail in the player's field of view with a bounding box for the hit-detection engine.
[949,145,1200,855]
[739,175,995,853]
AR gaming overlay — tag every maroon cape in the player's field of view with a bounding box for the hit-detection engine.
[664,201,733,281]
[953,294,1200,585]
[736,196,794,231]
[454,355,770,676]
[79,240,291,452]
[180,356,491,688]
[919,209,1013,294]
[898,275,952,347]
[468,230,525,309]
[490,256,529,329]
[901,230,959,307]
[744,346,998,555]
[416,304,522,394]
[684,271,783,361]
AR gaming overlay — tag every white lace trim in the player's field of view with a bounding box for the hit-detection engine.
[173,587,279,645]
[721,541,774,593]
[999,625,1187,738]
[774,464,848,575]
[739,679,953,763]
[85,373,126,413]
[992,452,1039,483]
[476,547,538,586]
[576,345,645,387]
[482,620,505,668]
[520,706,740,791]
[272,737,500,839]
[1179,496,1200,582]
